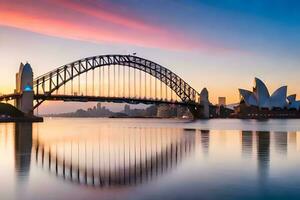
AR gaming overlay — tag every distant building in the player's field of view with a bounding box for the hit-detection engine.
[97,103,101,110]
[218,97,226,106]
[124,104,130,115]
[157,104,172,118]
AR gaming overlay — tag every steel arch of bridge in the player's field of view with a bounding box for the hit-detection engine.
[33,55,202,116]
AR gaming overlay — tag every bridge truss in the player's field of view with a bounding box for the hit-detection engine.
[1,55,204,117]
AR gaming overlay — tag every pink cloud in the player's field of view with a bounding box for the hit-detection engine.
[56,0,160,33]
[0,1,228,52]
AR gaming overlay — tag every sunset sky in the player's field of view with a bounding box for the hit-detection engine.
[1,0,300,113]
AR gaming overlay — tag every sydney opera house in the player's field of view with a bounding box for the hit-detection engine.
[234,78,300,118]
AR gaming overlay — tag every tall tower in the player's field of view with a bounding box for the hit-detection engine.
[15,63,34,115]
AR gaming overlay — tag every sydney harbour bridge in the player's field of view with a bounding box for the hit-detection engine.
[0,55,210,118]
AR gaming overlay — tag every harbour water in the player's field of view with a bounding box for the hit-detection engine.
[1,118,300,200]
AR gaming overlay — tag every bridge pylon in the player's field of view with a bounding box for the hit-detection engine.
[199,88,210,119]
[15,62,34,115]
[184,88,210,119]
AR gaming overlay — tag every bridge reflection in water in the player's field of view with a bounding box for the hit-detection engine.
[33,127,197,187]
[9,123,296,190]
[14,123,32,181]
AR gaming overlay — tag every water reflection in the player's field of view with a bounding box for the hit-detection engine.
[200,130,209,156]
[14,123,32,182]
[289,132,297,150]
[1,119,299,200]
[274,132,288,155]
[241,131,253,158]
[256,131,270,182]
[33,127,197,187]
[11,125,293,189]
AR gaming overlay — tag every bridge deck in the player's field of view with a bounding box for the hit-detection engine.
[34,94,199,106]
[0,93,20,101]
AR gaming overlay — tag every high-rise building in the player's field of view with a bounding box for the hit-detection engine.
[218,97,226,106]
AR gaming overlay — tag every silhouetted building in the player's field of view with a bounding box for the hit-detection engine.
[157,104,172,118]
[218,97,226,106]
[97,103,101,110]
[124,104,130,115]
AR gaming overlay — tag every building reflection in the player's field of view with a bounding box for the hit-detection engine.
[14,123,32,182]
[288,132,297,151]
[34,127,196,187]
[241,131,253,158]
[274,132,288,156]
[200,130,210,156]
[256,131,270,182]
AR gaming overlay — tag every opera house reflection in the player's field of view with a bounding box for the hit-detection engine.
[256,131,270,181]
[241,130,289,181]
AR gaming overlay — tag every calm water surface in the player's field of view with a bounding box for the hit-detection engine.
[1,118,300,200]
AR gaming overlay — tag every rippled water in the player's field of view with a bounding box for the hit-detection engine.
[1,118,300,200]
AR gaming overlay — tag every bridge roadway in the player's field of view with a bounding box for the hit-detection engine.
[0,93,199,106]
[0,93,20,102]
[34,94,199,106]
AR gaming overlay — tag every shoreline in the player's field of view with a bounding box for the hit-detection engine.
[0,117,44,123]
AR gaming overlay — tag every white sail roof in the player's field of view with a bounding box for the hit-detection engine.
[254,78,270,108]
[239,89,258,106]
[270,86,288,109]
[238,77,297,110]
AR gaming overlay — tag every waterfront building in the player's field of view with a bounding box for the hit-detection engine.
[97,103,101,110]
[218,97,226,106]
[235,78,300,118]
[124,104,130,115]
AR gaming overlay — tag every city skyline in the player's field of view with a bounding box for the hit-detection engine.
[1,0,300,114]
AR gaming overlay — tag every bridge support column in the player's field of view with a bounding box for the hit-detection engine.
[15,63,34,115]
[199,88,209,119]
